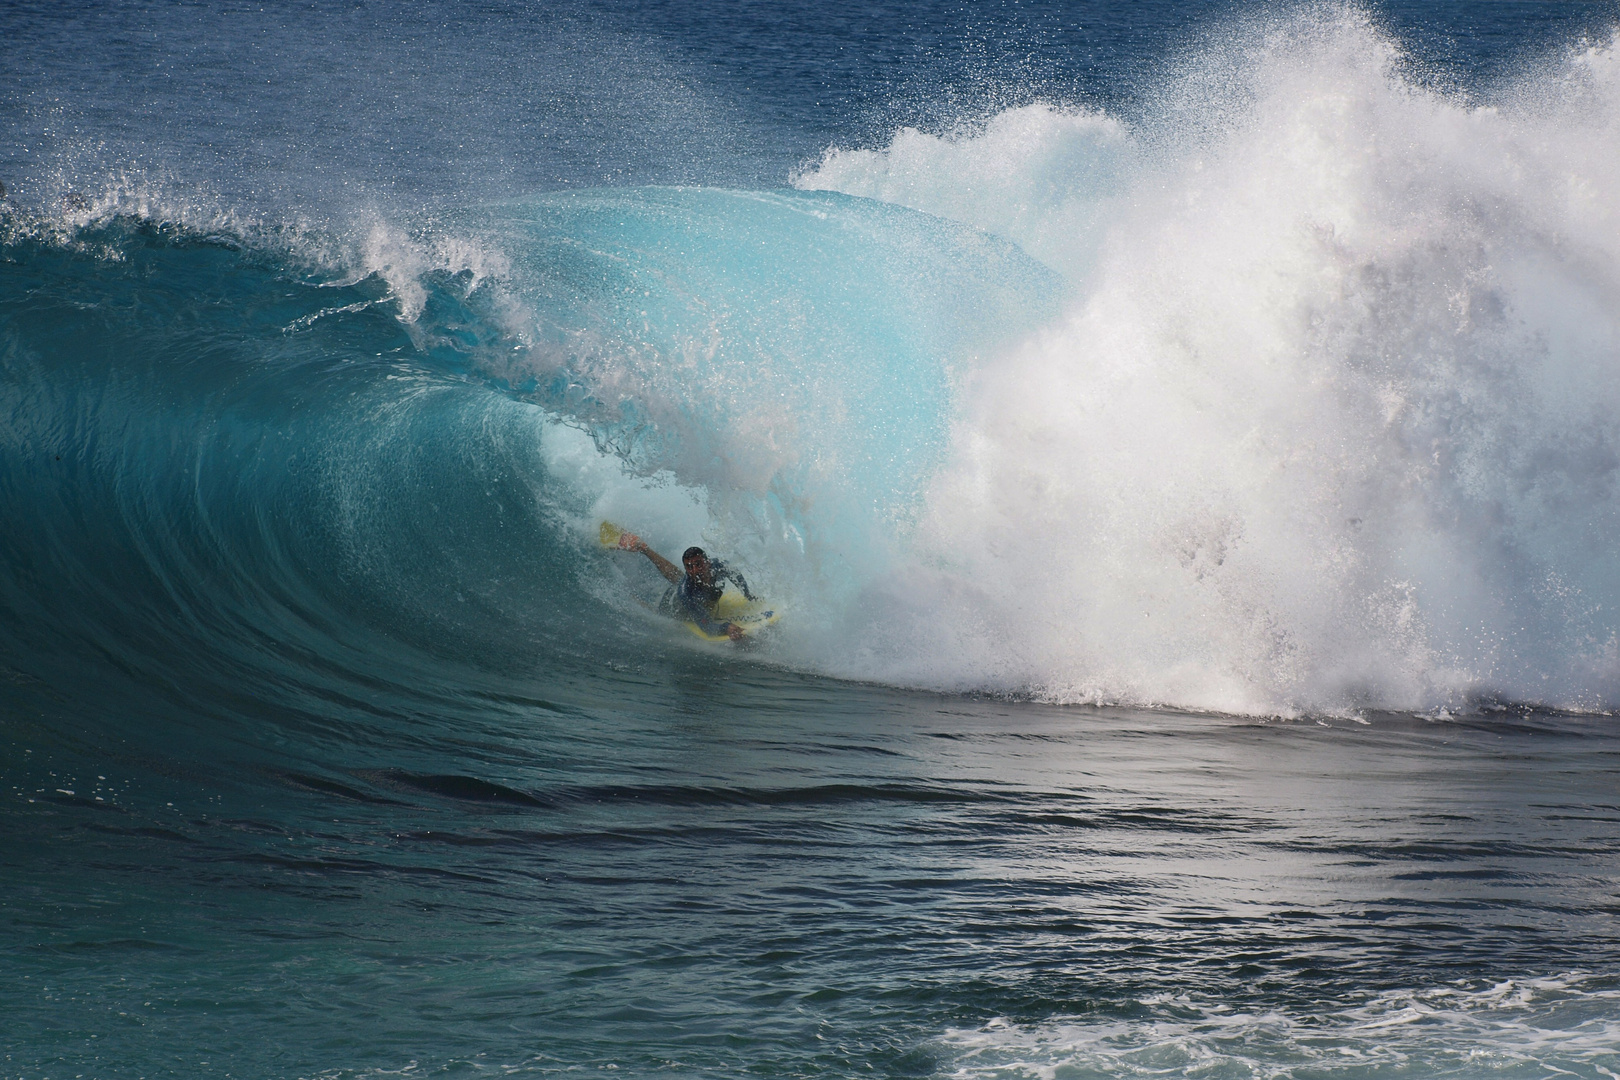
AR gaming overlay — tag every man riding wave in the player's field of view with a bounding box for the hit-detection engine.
[614,532,755,641]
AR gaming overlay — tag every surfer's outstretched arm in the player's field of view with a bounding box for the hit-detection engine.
[615,532,682,585]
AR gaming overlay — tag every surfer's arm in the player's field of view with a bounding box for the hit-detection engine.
[616,532,682,585]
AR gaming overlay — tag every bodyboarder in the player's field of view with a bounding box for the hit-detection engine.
[612,531,755,641]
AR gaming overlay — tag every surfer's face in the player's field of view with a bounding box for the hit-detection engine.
[684,553,712,584]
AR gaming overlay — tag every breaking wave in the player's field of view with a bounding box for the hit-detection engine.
[5,6,1620,718]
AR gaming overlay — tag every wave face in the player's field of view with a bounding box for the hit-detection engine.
[0,189,1058,747]
[799,10,1620,713]
[0,214,601,752]
[4,8,1620,725]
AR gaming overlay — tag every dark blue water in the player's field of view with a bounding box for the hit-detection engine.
[5,2,1620,1077]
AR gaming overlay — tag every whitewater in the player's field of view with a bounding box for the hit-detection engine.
[4,2,1620,1078]
[798,14,1620,714]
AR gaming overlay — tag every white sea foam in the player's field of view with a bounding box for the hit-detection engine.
[936,975,1620,1079]
[793,6,1620,714]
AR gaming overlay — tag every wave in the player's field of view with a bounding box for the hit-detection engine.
[0,188,1057,745]
[4,6,1620,721]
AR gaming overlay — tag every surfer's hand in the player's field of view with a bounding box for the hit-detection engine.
[726,622,745,642]
[617,531,642,552]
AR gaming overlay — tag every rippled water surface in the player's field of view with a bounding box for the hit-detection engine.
[8,671,1619,1077]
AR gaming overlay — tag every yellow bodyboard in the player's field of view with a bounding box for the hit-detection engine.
[682,591,782,641]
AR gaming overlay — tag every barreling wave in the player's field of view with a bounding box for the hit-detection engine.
[4,4,1620,722]
[0,187,1057,747]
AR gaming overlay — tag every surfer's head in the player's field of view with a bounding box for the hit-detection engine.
[682,546,713,584]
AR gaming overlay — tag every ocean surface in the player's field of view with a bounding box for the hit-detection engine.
[4,1,1620,1077]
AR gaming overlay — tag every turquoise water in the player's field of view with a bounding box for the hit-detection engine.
[5,1,1620,1076]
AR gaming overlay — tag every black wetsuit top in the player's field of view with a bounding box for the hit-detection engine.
[670,560,754,635]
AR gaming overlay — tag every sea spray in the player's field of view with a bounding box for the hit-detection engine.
[797,7,1620,712]
[794,103,1135,280]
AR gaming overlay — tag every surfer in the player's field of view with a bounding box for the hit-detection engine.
[614,532,754,641]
